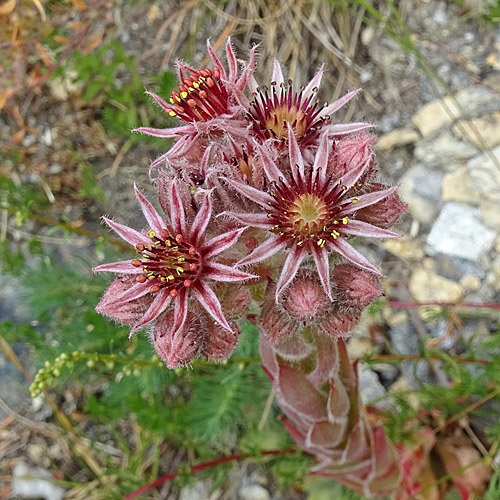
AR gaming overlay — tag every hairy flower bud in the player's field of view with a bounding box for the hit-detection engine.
[203,319,240,361]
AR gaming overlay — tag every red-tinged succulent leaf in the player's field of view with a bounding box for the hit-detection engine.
[203,319,239,361]
[153,311,203,368]
[134,183,164,234]
[308,333,339,386]
[278,365,328,421]
[307,419,346,450]
[271,331,314,362]
[327,378,350,422]
[259,330,279,379]
[340,422,371,465]
[96,276,150,325]
[280,417,308,450]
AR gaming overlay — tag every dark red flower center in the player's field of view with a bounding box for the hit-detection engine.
[267,172,358,247]
[132,229,201,296]
[168,66,230,122]
[248,80,331,143]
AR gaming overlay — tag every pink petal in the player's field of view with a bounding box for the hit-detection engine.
[171,287,188,339]
[255,142,289,186]
[338,157,372,194]
[103,217,146,247]
[311,245,332,300]
[328,238,381,275]
[322,88,360,115]
[113,281,151,305]
[129,289,171,338]
[271,59,284,86]
[225,37,237,83]
[203,262,257,282]
[207,39,227,80]
[132,126,194,138]
[287,123,305,185]
[248,75,259,95]
[134,184,164,234]
[303,64,324,99]
[199,145,212,178]
[93,260,144,274]
[341,220,399,238]
[224,178,275,208]
[192,281,231,331]
[275,244,306,300]
[236,43,258,91]
[190,189,212,246]
[341,186,399,215]
[149,151,169,174]
[223,212,274,229]
[201,227,247,259]
[236,235,288,267]
[327,122,373,135]
[312,131,329,189]
[169,179,187,235]
[145,91,173,114]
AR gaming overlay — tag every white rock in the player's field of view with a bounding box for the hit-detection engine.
[12,462,65,500]
[399,164,444,224]
[467,145,500,202]
[383,237,425,261]
[426,203,497,261]
[480,200,500,231]
[414,130,479,168]
[453,115,500,150]
[442,167,481,204]
[180,480,217,500]
[239,484,271,500]
[409,268,463,302]
[376,127,419,151]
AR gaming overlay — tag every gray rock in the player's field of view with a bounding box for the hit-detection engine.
[238,484,271,500]
[399,164,444,224]
[414,130,479,168]
[434,255,487,282]
[426,202,497,261]
[467,145,500,202]
[358,364,388,406]
[180,480,218,500]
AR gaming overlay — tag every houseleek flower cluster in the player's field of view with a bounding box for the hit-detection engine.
[94,39,409,498]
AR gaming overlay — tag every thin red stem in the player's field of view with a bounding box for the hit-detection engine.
[124,448,297,499]
[387,300,500,311]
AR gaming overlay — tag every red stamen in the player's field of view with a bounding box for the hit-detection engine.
[213,66,220,79]
[184,279,192,288]
[132,259,142,267]
[136,275,147,283]
[170,289,178,298]
[150,285,160,293]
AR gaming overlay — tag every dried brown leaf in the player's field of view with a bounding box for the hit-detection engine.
[0,0,16,16]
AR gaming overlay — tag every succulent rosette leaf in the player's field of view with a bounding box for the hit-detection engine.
[94,182,255,365]
[227,127,401,300]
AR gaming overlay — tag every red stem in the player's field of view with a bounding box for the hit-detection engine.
[124,448,297,499]
[387,300,500,310]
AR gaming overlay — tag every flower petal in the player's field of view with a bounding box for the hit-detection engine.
[225,177,276,208]
[303,64,324,100]
[129,289,172,338]
[236,235,288,267]
[145,91,173,114]
[312,131,330,189]
[340,186,399,215]
[190,189,212,246]
[311,245,332,300]
[341,220,399,238]
[134,184,164,234]
[287,123,305,185]
[133,125,194,138]
[201,227,247,259]
[207,38,227,80]
[171,287,188,339]
[322,88,360,116]
[271,59,285,86]
[225,37,237,83]
[169,179,187,235]
[275,244,306,300]
[255,142,289,186]
[192,281,231,331]
[204,262,257,282]
[328,238,381,275]
[93,260,144,274]
[338,156,372,194]
[103,217,146,247]
[114,281,151,305]
[327,122,373,136]
[223,212,274,229]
